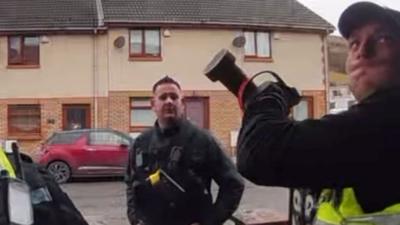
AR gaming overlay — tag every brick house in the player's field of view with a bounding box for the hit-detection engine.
[0,0,333,156]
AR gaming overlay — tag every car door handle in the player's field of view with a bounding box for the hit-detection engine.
[85,148,96,151]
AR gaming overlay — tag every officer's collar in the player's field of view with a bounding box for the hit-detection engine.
[155,119,184,136]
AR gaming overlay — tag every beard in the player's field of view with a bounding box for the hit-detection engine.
[158,106,183,129]
[162,116,180,128]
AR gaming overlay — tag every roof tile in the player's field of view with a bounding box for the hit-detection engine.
[102,0,334,31]
[0,0,99,30]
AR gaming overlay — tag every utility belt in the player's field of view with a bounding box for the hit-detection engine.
[134,165,212,209]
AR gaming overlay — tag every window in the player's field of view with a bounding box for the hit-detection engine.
[89,131,130,146]
[244,31,271,58]
[129,29,161,58]
[8,36,40,66]
[292,97,313,121]
[8,105,41,136]
[329,102,336,109]
[184,97,209,129]
[130,98,156,130]
[62,104,91,130]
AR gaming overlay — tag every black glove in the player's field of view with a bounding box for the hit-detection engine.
[276,81,301,108]
[245,81,301,115]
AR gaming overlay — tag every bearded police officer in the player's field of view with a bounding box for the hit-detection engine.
[237,2,400,225]
[126,76,244,225]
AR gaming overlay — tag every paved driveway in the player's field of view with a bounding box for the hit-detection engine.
[62,178,290,225]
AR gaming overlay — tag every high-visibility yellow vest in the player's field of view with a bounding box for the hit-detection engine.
[0,148,16,178]
[315,188,400,225]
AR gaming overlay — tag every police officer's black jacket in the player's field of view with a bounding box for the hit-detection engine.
[126,119,244,225]
[237,85,400,213]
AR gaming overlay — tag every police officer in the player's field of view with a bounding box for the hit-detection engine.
[126,76,244,225]
[237,2,400,225]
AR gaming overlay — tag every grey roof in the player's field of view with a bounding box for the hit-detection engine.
[0,0,100,31]
[0,0,334,32]
[103,0,334,31]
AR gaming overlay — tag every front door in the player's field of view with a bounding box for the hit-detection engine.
[184,97,209,129]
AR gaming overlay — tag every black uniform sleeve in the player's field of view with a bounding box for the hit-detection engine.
[125,143,139,225]
[206,136,244,225]
[22,162,89,225]
[237,86,381,189]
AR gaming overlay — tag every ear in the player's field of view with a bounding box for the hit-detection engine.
[150,97,155,109]
[180,96,186,114]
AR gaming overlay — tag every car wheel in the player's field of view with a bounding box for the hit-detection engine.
[47,161,71,184]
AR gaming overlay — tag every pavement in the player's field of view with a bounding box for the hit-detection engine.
[62,178,290,225]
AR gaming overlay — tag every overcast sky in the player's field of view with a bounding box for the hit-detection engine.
[297,0,400,35]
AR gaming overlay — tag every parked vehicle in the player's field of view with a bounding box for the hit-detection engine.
[38,129,133,183]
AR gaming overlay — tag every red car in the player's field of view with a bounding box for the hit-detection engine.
[38,128,133,183]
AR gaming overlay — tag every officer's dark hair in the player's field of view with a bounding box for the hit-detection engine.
[152,75,181,93]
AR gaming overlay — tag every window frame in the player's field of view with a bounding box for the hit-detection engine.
[129,97,156,132]
[7,104,41,137]
[8,35,40,67]
[62,104,91,131]
[303,96,314,118]
[243,30,272,60]
[129,28,161,60]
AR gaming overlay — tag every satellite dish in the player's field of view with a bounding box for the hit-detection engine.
[114,36,125,48]
[232,35,246,48]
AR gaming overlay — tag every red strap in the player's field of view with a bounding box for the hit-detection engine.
[238,77,252,112]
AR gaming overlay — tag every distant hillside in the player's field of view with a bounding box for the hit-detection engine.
[328,35,348,85]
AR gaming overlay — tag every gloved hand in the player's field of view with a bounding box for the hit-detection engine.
[245,81,301,115]
[276,82,301,108]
